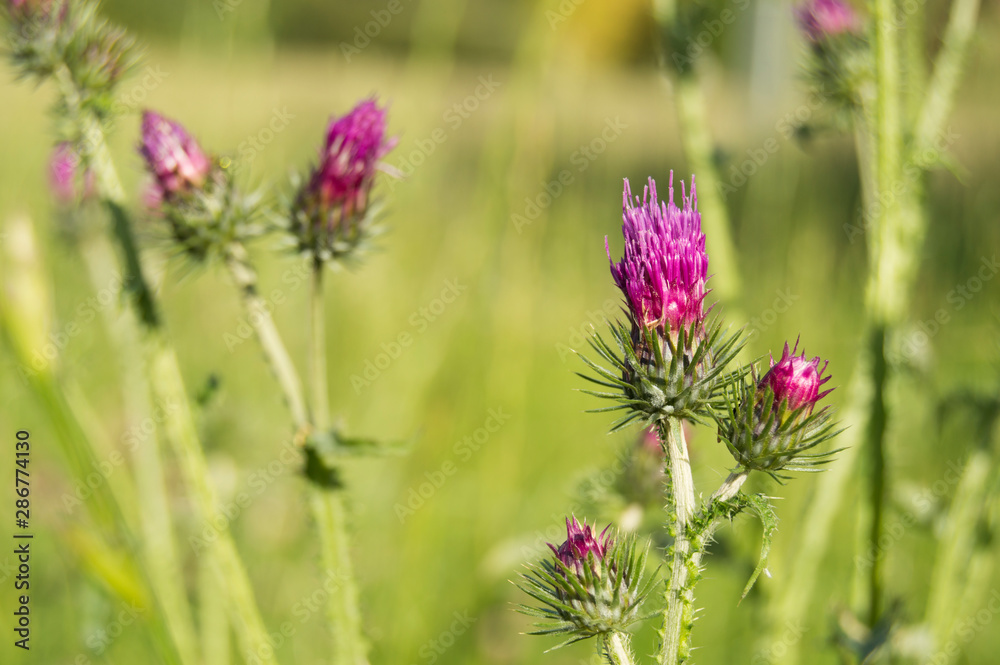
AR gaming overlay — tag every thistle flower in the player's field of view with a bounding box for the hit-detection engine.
[720,340,839,475]
[761,341,832,412]
[518,518,651,646]
[49,142,81,204]
[290,98,396,261]
[607,175,708,338]
[139,110,211,200]
[309,98,395,222]
[795,0,861,42]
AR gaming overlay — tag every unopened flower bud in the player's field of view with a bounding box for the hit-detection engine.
[139,110,211,199]
[796,0,861,42]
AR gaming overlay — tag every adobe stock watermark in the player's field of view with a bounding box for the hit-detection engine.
[855,457,967,570]
[555,299,619,362]
[671,0,751,73]
[223,260,313,352]
[229,107,296,174]
[386,75,502,189]
[718,89,829,201]
[887,255,999,365]
[393,407,512,522]
[61,397,181,515]
[350,278,468,394]
[924,589,1000,665]
[545,0,587,29]
[751,620,807,665]
[407,610,476,664]
[844,125,961,243]
[189,437,301,555]
[340,0,414,62]
[747,289,799,342]
[243,568,351,665]
[511,116,629,234]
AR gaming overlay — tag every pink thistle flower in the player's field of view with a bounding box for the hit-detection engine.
[548,517,612,577]
[759,340,833,412]
[796,0,861,42]
[607,174,708,337]
[307,98,396,225]
[139,110,211,199]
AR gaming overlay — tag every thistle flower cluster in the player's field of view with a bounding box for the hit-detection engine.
[518,518,652,647]
[4,0,137,120]
[587,173,839,472]
[290,98,397,262]
[793,0,872,120]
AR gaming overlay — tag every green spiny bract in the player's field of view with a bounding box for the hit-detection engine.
[578,316,747,431]
[517,520,654,649]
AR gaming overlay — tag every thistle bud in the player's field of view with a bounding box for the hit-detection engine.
[139,110,211,200]
[48,142,94,204]
[795,0,861,42]
[517,517,651,645]
[290,98,396,261]
[721,341,839,474]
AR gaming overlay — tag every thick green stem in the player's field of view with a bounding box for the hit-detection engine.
[601,631,637,665]
[658,418,697,665]
[80,236,199,665]
[60,78,280,663]
[307,261,369,665]
[224,243,310,430]
[311,490,369,665]
[864,326,888,627]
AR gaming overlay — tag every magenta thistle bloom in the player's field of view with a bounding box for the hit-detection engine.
[139,110,211,199]
[49,142,80,203]
[795,0,860,42]
[308,98,396,224]
[548,517,612,575]
[760,340,833,412]
[607,174,708,336]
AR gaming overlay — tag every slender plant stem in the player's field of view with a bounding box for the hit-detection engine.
[711,471,749,504]
[200,554,231,665]
[307,260,369,665]
[224,243,310,430]
[601,631,637,665]
[59,74,280,663]
[658,417,697,665]
[81,235,199,665]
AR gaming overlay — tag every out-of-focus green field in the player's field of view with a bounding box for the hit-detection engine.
[1,3,1000,664]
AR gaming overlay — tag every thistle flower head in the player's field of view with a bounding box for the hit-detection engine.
[795,0,861,42]
[139,110,211,199]
[308,98,396,224]
[760,340,832,412]
[549,517,612,575]
[607,174,708,337]
[721,340,840,475]
[519,519,652,646]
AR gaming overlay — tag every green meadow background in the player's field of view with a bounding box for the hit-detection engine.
[1,0,1000,663]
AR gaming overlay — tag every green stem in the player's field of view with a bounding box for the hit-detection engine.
[864,326,888,627]
[311,490,369,665]
[658,418,697,665]
[913,0,981,156]
[601,631,637,665]
[224,243,310,430]
[310,261,329,430]
[200,553,231,665]
[58,75,280,663]
[80,235,199,665]
[306,260,369,665]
